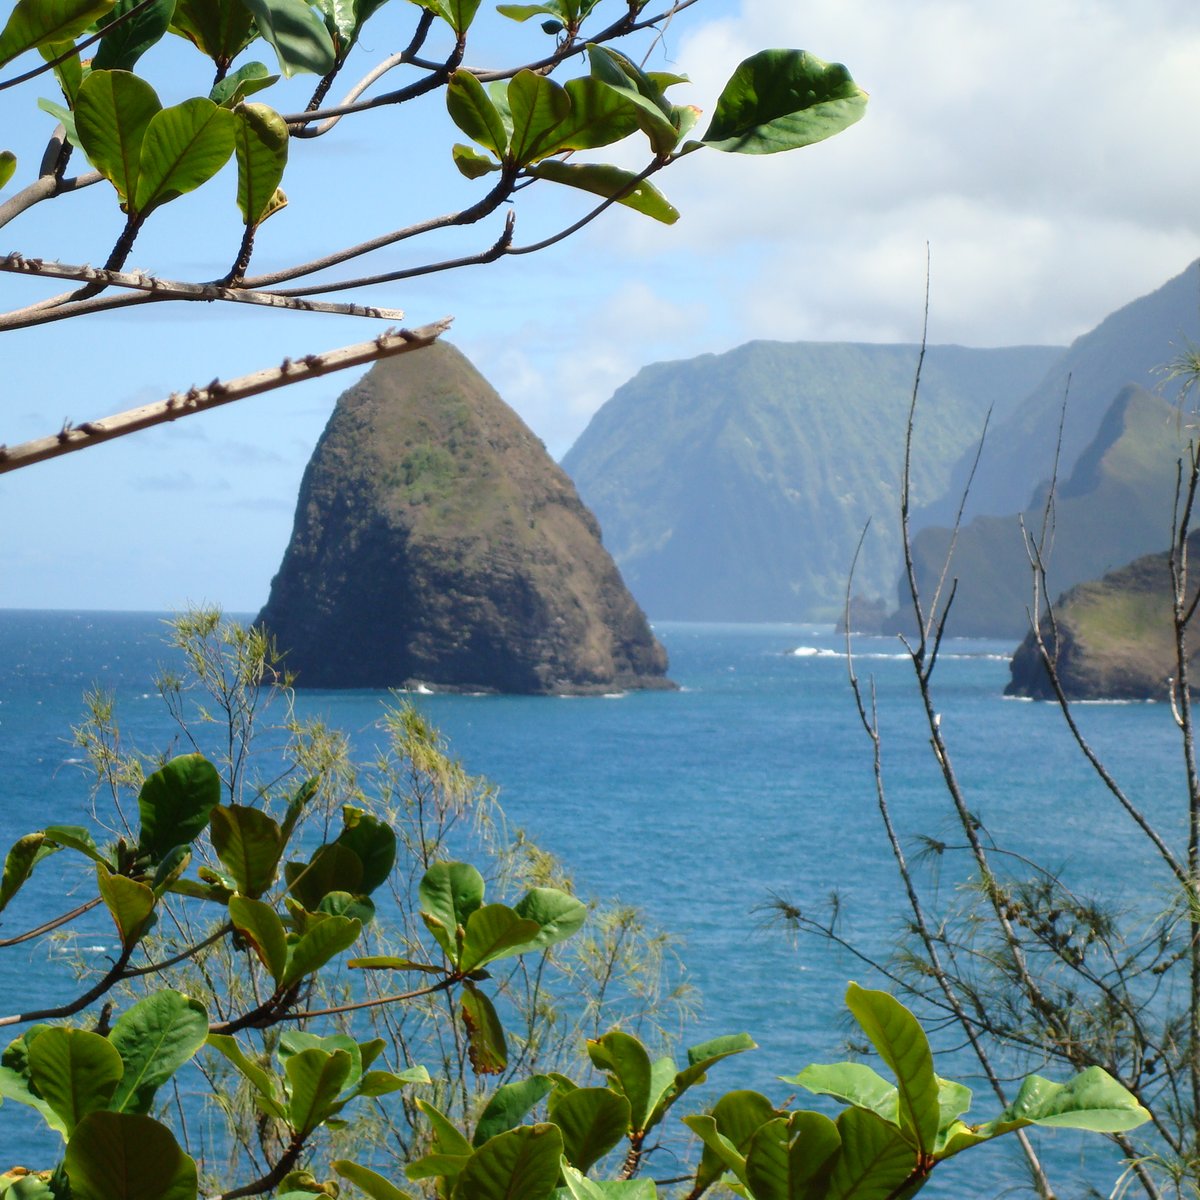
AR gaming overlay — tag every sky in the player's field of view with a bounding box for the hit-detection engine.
[2,0,1200,611]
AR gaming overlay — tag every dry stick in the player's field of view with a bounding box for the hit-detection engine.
[0,944,134,1028]
[0,169,100,230]
[0,320,451,474]
[842,535,1056,1199]
[0,896,103,947]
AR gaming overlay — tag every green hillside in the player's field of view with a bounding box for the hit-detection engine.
[562,340,1061,621]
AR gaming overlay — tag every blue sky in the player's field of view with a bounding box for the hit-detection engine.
[2,0,1200,611]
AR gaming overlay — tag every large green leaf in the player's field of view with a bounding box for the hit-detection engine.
[96,865,155,949]
[586,1031,652,1131]
[136,754,222,862]
[693,1089,777,1194]
[743,1116,790,1200]
[286,842,363,911]
[416,1097,473,1158]
[526,159,678,223]
[0,0,114,68]
[452,1124,563,1200]
[332,1160,415,1200]
[283,913,362,986]
[93,0,175,71]
[473,1075,554,1147]
[460,982,507,1075]
[406,0,481,36]
[825,1107,915,1200]
[788,1062,899,1126]
[0,1028,68,1136]
[585,45,678,156]
[511,887,588,952]
[419,861,485,962]
[241,0,336,77]
[211,805,283,897]
[845,984,939,1155]
[335,807,396,894]
[681,1114,748,1186]
[43,825,107,863]
[551,77,640,152]
[506,70,571,166]
[447,70,509,160]
[459,904,542,973]
[170,0,256,66]
[701,49,867,155]
[135,97,236,214]
[556,1169,657,1200]
[27,1029,123,1137]
[108,989,208,1115]
[548,1086,630,1174]
[205,1034,279,1105]
[285,1047,353,1136]
[0,833,57,913]
[75,69,162,211]
[790,1109,842,1194]
[663,1032,757,1115]
[64,1111,198,1200]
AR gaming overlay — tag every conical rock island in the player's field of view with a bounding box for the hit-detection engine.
[257,343,671,694]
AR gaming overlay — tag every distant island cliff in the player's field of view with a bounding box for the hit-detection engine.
[257,343,672,695]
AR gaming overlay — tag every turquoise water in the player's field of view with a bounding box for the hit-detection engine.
[0,612,1184,1195]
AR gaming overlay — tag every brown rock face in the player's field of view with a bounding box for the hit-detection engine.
[257,343,672,694]
[1006,532,1200,701]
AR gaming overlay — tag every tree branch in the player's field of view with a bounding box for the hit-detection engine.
[0,320,451,474]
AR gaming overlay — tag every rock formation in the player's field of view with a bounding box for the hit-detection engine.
[257,343,672,694]
[1006,532,1200,700]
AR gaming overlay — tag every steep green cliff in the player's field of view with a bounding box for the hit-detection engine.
[561,341,1061,621]
[896,385,1188,638]
[1006,531,1200,701]
[257,343,671,693]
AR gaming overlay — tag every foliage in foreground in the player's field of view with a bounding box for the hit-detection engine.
[0,615,1148,1199]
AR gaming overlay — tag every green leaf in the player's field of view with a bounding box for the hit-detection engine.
[452,143,500,179]
[27,1029,124,1137]
[0,0,115,68]
[285,1047,353,1136]
[0,833,57,914]
[693,1090,777,1195]
[496,3,562,22]
[506,70,571,166]
[452,1124,563,1200]
[825,1107,914,1200]
[135,97,236,214]
[552,77,640,152]
[74,68,161,210]
[335,806,396,894]
[43,825,107,863]
[473,1075,554,1147]
[406,0,480,35]
[286,842,363,911]
[845,984,940,1155]
[229,896,287,982]
[39,36,84,104]
[137,754,222,862]
[108,989,208,1115]
[743,1116,789,1200]
[790,1109,842,1194]
[419,861,484,961]
[170,0,256,67]
[0,150,14,192]
[788,1062,899,1126]
[460,981,507,1075]
[935,1077,973,1136]
[347,955,444,974]
[0,1027,68,1136]
[585,45,678,156]
[585,1031,652,1130]
[96,865,155,949]
[232,101,289,227]
[663,1033,757,1117]
[701,49,867,155]
[681,1114,747,1187]
[205,1034,278,1104]
[459,904,543,973]
[332,1161,415,1200]
[283,913,362,986]
[93,0,175,71]
[447,70,509,160]
[210,62,279,107]
[511,887,588,952]
[241,0,336,77]
[416,1097,473,1158]
[64,1111,198,1200]
[211,805,283,897]
[355,1066,431,1096]
[548,1086,630,1174]
[556,1169,656,1200]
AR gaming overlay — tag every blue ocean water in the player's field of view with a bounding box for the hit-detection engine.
[0,611,1184,1196]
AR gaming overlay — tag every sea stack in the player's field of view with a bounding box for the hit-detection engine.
[257,342,672,694]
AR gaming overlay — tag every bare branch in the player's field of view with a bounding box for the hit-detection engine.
[0,320,452,474]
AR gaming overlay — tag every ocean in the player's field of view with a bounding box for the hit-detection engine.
[0,611,1184,1196]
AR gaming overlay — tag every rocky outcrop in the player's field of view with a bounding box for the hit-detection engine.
[1005,532,1200,700]
[257,343,671,694]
